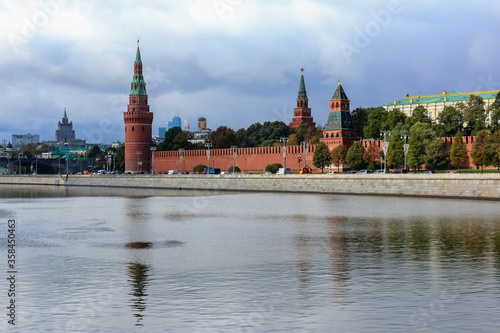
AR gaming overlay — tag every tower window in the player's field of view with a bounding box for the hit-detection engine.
[132,126,135,131]
[143,126,145,131]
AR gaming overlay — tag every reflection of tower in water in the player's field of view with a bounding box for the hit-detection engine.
[128,261,150,326]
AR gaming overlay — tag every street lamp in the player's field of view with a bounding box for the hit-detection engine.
[136,151,142,173]
[231,146,237,174]
[301,141,308,168]
[150,147,157,174]
[280,137,288,171]
[205,142,212,174]
[401,134,410,171]
[178,148,184,174]
[380,131,391,172]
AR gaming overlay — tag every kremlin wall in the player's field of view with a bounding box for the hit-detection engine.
[123,42,488,174]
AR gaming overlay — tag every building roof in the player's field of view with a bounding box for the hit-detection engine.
[323,110,354,131]
[389,90,500,106]
[331,81,348,100]
[297,69,308,101]
[130,42,147,96]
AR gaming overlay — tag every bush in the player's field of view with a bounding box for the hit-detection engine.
[265,163,282,174]
[228,166,241,173]
[193,164,207,173]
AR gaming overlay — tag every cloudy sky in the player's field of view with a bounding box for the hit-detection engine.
[1,0,500,144]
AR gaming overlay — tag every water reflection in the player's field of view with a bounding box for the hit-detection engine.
[128,262,150,326]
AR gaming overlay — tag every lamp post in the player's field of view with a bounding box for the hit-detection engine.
[136,151,142,173]
[301,141,308,168]
[380,131,390,172]
[35,155,38,174]
[280,137,288,171]
[231,146,237,174]
[178,148,184,174]
[401,134,410,171]
[205,142,212,174]
[150,147,157,174]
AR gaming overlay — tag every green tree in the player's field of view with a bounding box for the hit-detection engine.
[346,142,367,170]
[158,126,183,151]
[489,130,500,169]
[265,163,283,174]
[114,146,125,172]
[351,107,368,139]
[407,122,434,172]
[490,92,500,133]
[228,166,241,173]
[407,105,432,127]
[470,129,493,173]
[330,144,347,172]
[435,106,463,138]
[312,142,331,173]
[383,108,407,131]
[449,132,467,171]
[464,95,487,136]
[193,164,207,173]
[87,145,102,160]
[363,143,380,171]
[424,138,449,171]
[363,107,387,139]
[385,124,408,169]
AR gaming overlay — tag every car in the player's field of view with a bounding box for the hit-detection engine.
[445,170,458,174]
[262,171,272,174]
[374,169,386,174]
[391,169,407,174]
[422,170,435,174]
[276,168,291,174]
[168,170,179,174]
[346,170,357,174]
[327,170,337,174]
[356,170,372,174]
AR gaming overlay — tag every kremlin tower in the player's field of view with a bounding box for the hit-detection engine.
[320,80,357,149]
[123,40,153,173]
[290,68,315,129]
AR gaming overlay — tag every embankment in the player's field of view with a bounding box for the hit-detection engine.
[1,174,500,201]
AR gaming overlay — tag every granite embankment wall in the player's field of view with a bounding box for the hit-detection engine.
[1,174,500,200]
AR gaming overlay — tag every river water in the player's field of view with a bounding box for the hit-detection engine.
[0,184,499,332]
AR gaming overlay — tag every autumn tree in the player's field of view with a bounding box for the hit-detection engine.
[470,129,493,172]
[449,132,468,171]
[363,143,381,171]
[210,126,236,148]
[312,142,331,173]
[330,144,347,172]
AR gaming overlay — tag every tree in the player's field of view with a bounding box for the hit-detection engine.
[114,146,125,172]
[228,166,241,173]
[363,144,380,171]
[363,107,387,139]
[351,107,368,139]
[386,123,408,169]
[407,105,432,127]
[383,108,407,131]
[490,130,500,169]
[449,132,467,171]
[407,122,434,172]
[424,138,449,171]
[265,163,282,174]
[193,164,207,173]
[346,141,367,171]
[330,144,347,172]
[435,106,463,138]
[470,130,493,172]
[87,145,102,160]
[490,92,500,133]
[464,95,487,136]
[286,134,299,146]
[210,126,236,148]
[312,142,331,173]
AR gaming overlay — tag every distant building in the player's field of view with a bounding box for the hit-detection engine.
[190,116,211,144]
[55,109,76,143]
[198,117,207,130]
[12,134,40,149]
[290,68,315,129]
[166,115,182,131]
[184,120,190,131]
[158,127,166,138]
[384,89,500,122]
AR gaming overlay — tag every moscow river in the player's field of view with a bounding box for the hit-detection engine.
[1,184,500,332]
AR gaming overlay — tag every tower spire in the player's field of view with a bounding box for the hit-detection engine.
[298,68,308,101]
[131,40,146,95]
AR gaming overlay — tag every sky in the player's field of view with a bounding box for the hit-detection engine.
[1,0,500,144]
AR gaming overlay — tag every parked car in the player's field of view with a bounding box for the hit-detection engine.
[422,170,435,174]
[445,170,458,174]
[262,172,272,175]
[168,170,179,174]
[374,169,386,174]
[391,169,407,174]
[356,170,372,174]
[276,168,291,174]
[346,170,357,174]
[327,170,337,174]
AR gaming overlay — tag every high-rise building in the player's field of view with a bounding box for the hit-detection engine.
[290,68,315,129]
[198,117,207,130]
[166,115,182,130]
[158,127,166,138]
[55,109,76,143]
[12,134,40,149]
[123,40,153,173]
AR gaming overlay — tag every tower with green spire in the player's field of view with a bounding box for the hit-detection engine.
[124,40,154,173]
[290,68,315,129]
[320,79,358,150]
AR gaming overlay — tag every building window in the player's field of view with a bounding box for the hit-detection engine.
[143,126,145,131]
[132,126,134,131]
